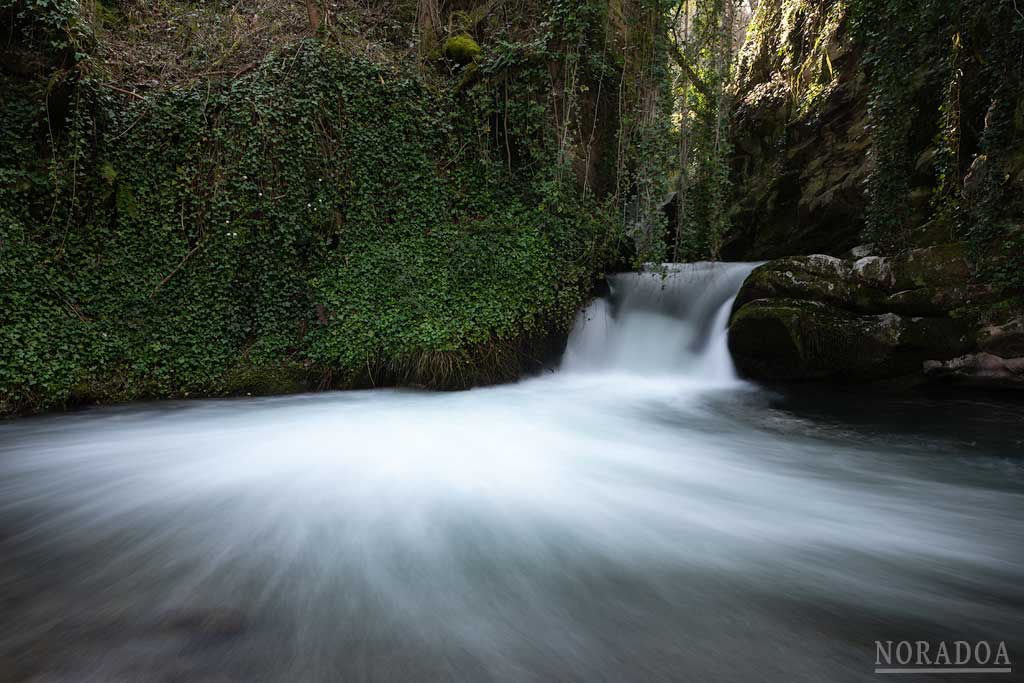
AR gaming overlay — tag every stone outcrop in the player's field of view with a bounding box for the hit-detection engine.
[728,244,1024,388]
[723,0,1023,391]
[725,0,1024,262]
[724,0,872,259]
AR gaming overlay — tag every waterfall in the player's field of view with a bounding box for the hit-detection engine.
[561,262,758,380]
[2,259,1022,683]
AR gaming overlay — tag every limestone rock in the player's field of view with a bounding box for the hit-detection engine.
[730,298,969,382]
[727,242,1019,389]
[923,352,1024,387]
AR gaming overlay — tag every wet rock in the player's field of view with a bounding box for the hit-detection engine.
[891,243,970,290]
[845,243,877,259]
[730,298,969,382]
[733,256,889,313]
[923,353,1024,387]
[885,286,970,316]
[978,316,1024,358]
[727,243,1018,389]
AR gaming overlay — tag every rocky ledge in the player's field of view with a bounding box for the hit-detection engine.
[728,243,1024,389]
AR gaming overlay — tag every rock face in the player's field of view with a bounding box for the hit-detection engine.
[725,0,871,259]
[723,0,1023,390]
[725,0,1024,263]
[728,244,1024,388]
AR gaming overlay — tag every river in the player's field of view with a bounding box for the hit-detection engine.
[1,263,1022,681]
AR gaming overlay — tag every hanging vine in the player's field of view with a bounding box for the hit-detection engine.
[668,0,743,260]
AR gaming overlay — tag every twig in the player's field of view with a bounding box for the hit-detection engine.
[109,107,150,142]
[151,243,202,298]
[99,83,146,100]
[232,62,257,78]
[152,206,204,298]
[187,62,257,79]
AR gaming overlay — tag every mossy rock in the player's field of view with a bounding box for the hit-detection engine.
[728,298,970,382]
[443,34,482,65]
[884,286,969,316]
[221,363,313,396]
[733,255,889,314]
[891,243,969,290]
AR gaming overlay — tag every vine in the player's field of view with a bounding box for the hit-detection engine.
[669,0,742,260]
[0,0,663,414]
[854,0,1023,285]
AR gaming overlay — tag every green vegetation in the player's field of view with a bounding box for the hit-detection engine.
[443,34,482,64]
[3,0,1019,412]
[667,0,741,260]
[0,0,674,414]
[853,0,1024,285]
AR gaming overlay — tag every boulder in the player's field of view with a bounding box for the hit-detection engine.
[443,35,482,65]
[730,298,969,382]
[923,353,1024,388]
[977,316,1024,358]
[728,242,1021,389]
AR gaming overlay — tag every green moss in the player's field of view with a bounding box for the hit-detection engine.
[99,162,117,184]
[892,243,969,289]
[443,34,482,64]
[730,296,969,382]
[222,363,312,396]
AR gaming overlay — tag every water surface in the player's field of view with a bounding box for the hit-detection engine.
[1,263,1022,682]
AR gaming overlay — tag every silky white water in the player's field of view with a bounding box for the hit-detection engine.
[0,262,1021,682]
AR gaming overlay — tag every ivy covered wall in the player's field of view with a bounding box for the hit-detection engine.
[726,0,1024,282]
[0,0,672,414]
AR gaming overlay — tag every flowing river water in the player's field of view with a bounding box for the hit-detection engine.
[0,263,1022,682]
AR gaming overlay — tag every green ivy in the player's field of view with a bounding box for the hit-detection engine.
[853,0,1024,289]
[1,24,625,413]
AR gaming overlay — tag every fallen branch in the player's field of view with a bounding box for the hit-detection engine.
[99,83,146,100]
[151,243,203,299]
[152,208,204,298]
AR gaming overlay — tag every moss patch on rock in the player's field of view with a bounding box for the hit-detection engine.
[443,34,482,64]
[729,298,970,382]
[727,246,998,386]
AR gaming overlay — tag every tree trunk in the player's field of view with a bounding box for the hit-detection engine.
[417,0,441,56]
[304,0,321,33]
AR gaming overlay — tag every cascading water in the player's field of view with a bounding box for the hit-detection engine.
[561,262,757,379]
[0,263,1022,682]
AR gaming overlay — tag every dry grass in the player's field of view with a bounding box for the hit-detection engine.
[83,0,420,86]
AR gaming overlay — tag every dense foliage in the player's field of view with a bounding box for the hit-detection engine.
[0,0,658,414]
[670,0,742,260]
[853,0,1024,285]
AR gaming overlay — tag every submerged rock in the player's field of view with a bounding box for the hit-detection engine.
[728,243,1024,389]
[924,353,1024,387]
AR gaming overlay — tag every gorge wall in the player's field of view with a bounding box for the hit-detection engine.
[726,0,1024,388]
